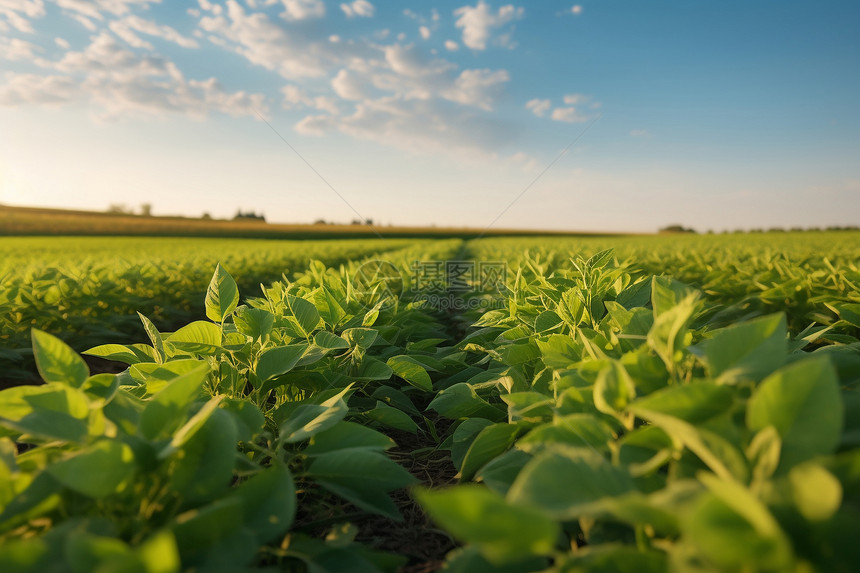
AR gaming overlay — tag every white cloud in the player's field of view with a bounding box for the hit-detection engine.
[563,93,588,105]
[198,0,332,79]
[280,0,324,21]
[331,68,369,100]
[329,34,340,43]
[109,15,199,50]
[340,0,373,18]
[73,14,98,30]
[571,5,582,15]
[296,97,519,158]
[442,68,509,111]
[0,0,46,33]
[53,0,161,21]
[55,37,70,49]
[525,98,550,117]
[419,25,430,40]
[453,1,524,50]
[551,106,589,123]
[630,129,648,137]
[0,72,76,105]
[527,93,599,122]
[0,37,41,61]
[1,31,266,120]
[444,40,459,51]
[281,84,338,114]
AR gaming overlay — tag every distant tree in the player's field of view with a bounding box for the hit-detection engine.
[658,224,697,234]
[107,203,132,215]
[313,219,328,225]
[202,212,212,220]
[233,210,266,222]
[140,203,152,217]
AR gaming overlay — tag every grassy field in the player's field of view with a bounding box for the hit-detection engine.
[0,231,858,572]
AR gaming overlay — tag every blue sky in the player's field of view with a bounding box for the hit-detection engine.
[0,0,858,232]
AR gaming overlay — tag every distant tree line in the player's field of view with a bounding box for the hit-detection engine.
[661,224,859,234]
[107,203,152,216]
[233,210,266,222]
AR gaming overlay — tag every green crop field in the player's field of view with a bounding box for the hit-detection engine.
[1,232,859,572]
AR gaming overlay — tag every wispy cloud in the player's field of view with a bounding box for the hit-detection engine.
[454,1,524,50]
[340,0,374,19]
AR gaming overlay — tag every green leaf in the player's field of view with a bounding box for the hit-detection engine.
[230,464,296,542]
[632,409,749,482]
[517,414,615,454]
[233,306,274,340]
[700,313,787,383]
[170,497,245,565]
[139,363,210,441]
[205,263,240,323]
[475,449,532,495]
[354,357,394,381]
[137,312,166,364]
[371,385,420,416]
[460,423,520,481]
[284,294,322,337]
[84,343,155,365]
[416,484,559,564]
[364,401,420,434]
[646,294,699,372]
[452,418,494,470]
[80,373,119,404]
[507,447,634,519]
[167,321,223,355]
[279,386,352,444]
[534,310,564,332]
[304,421,395,456]
[788,462,842,521]
[256,344,307,382]
[0,383,90,443]
[314,331,350,352]
[160,396,225,458]
[629,382,734,425]
[31,329,89,388]
[427,383,505,421]
[387,355,433,391]
[687,472,794,570]
[343,327,378,351]
[46,441,136,498]
[747,356,842,469]
[314,287,347,328]
[651,276,698,317]
[594,361,636,416]
[168,408,237,505]
[221,398,265,443]
[556,545,667,573]
[309,450,417,519]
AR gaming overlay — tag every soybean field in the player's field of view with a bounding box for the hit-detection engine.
[1,232,859,573]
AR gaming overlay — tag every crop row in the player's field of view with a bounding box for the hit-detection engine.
[0,237,423,382]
